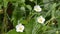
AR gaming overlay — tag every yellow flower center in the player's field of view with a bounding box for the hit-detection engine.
[36,8,40,10]
[39,18,42,22]
[19,27,22,30]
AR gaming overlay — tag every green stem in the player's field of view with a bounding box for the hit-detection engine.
[1,0,8,34]
[27,10,36,22]
[52,9,55,18]
[44,17,55,25]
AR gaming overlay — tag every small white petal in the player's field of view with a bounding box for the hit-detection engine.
[37,16,45,24]
[19,30,23,32]
[16,24,22,28]
[16,23,24,32]
[34,5,42,12]
[16,29,23,32]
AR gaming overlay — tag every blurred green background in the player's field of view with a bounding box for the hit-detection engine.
[0,0,60,34]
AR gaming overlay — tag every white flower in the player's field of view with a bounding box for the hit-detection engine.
[16,23,24,32]
[34,5,42,12]
[37,16,45,24]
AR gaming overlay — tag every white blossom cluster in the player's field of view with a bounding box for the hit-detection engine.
[16,5,45,32]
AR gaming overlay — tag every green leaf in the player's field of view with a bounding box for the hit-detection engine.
[32,22,41,34]
[20,6,25,11]
[20,20,28,24]
[7,29,26,34]
[51,3,56,17]
[18,0,25,3]
[29,0,34,2]
[26,5,32,11]
[20,0,25,3]
[55,9,60,18]
[25,19,35,34]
